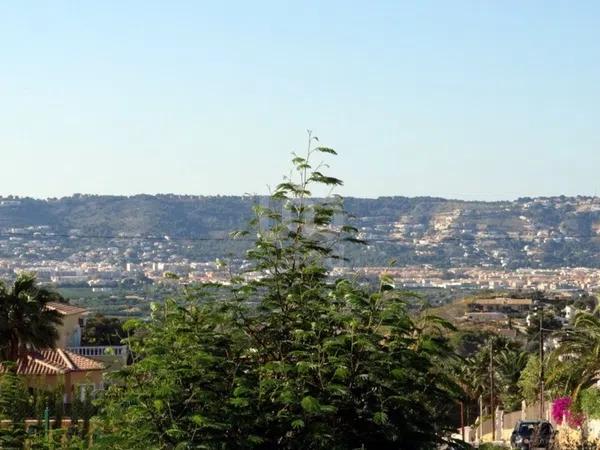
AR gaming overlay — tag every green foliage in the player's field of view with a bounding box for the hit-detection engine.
[494,347,529,411]
[95,136,463,449]
[26,428,89,449]
[525,311,562,352]
[580,388,600,419]
[81,314,124,346]
[0,364,30,422]
[31,386,66,426]
[71,387,96,436]
[450,329,494,358]
[548,311,600,398]
[518,354,541,404]
[458,335,527,412]
[0,377,94,448]
[0,426,28,449]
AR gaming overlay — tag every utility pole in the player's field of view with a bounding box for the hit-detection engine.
[460,401,465,442]
[478,395,483,442]
[539,302,545,419]
[44,401,49,439]
[490,339,495,441]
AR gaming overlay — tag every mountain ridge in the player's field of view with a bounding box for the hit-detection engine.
[1,194,600,268]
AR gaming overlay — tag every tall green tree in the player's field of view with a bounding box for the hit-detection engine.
[518,354,541,404]
[0,273,64,360]
[96,136,464,449]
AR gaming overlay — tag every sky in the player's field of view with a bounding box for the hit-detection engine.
[1,1,600,200]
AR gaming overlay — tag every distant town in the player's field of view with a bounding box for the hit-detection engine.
[340,266,600,293]
[3,194,600,318]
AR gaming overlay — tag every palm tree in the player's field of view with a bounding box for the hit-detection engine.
[458,338,527,416]
[461,349,490,401]
[548,310,600,399]
[0,273,64,361]
[494,347,529,411]
[454,348,493,431]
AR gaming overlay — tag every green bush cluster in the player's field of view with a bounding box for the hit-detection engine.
[580,388,600,419]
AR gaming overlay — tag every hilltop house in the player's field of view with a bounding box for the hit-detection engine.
[1,302,126,403]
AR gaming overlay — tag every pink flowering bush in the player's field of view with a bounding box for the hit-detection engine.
[551,396,584,428]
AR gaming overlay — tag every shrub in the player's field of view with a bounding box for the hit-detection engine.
[552,396,584,428]
[580,388,600,419]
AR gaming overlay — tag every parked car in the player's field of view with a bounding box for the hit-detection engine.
[510,420,554,449]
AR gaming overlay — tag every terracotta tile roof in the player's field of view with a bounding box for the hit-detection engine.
[0,349,104,376]
[46,302,88,316]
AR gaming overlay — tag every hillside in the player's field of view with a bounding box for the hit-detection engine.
[1,194,600,268]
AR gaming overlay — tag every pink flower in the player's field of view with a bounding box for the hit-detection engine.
[551,397,584,428]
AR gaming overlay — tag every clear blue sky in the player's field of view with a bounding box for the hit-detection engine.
[1,1,599,200]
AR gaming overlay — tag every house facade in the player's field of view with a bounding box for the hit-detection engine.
[1,302,125,403]
[10,348,104,403]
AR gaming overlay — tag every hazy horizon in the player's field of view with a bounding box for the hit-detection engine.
[2,191,598,203]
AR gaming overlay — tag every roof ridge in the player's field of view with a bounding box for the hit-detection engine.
[27,353,65,374]
[56,348,76,370]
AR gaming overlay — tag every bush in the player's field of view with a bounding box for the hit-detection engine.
[580,388,600,419]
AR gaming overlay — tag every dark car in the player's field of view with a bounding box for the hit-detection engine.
[510,420,554,449]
